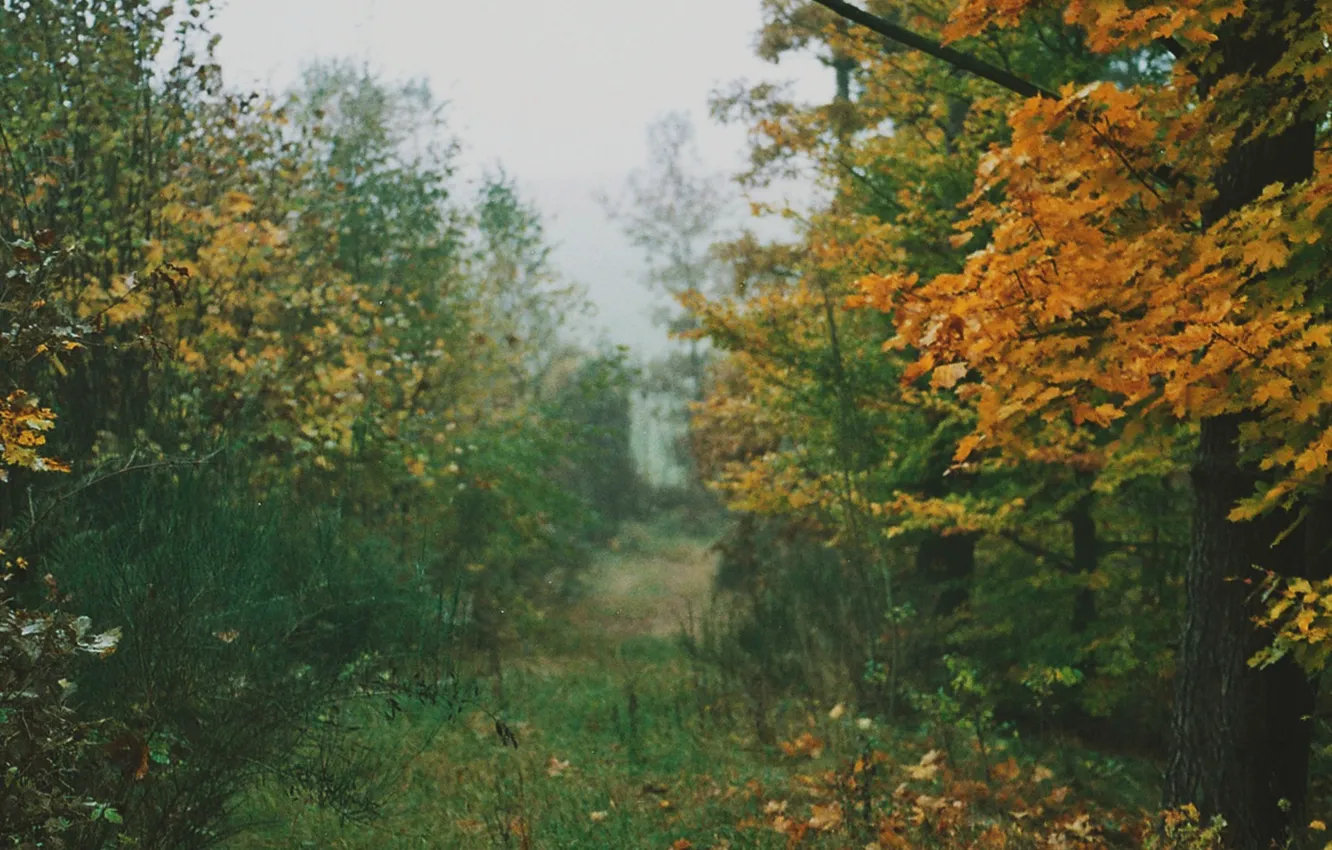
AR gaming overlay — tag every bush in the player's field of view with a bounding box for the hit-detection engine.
[0,586,121,849]
[42,469,463,849]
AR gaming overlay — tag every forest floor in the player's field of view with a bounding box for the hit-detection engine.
[226,520,1156,850]
[229,520,811,849]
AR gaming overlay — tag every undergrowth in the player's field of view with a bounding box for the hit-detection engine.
[213,522,1250,850]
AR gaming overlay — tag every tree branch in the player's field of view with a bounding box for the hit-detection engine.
[997,530,1075,570]
[1159,36,1188,60]
[808,0,1057,100]
[809,0,1186,205]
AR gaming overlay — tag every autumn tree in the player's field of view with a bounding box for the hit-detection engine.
[781,0,1332,844]
[683,3,1192,758]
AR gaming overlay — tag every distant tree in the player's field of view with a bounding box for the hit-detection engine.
[602,112,731,403]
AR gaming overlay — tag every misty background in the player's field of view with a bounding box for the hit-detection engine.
[213,0,830,357]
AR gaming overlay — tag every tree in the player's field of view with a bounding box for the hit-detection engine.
[810,0,1332,844]
[1,3,637,840]
[603,112,731,400]
[689,0,1193,738]
[471,169,588,395]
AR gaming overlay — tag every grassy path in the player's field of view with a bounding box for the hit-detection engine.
[567,529,718,639]
[229,525,817,849]
[228,524,1160,850]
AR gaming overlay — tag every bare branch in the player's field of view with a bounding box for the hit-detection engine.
[807,0,1057,100]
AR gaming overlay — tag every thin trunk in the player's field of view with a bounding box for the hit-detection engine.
[1066,493,1097,632]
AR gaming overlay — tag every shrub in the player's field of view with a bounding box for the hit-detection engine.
[0,584,122,849]
[44,469,463,849]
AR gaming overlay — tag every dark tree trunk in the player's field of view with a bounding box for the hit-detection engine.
[1164,1,1319,843]
[1066,492,1098,631]
[1168,417,1314,848]
[918,531,977,616]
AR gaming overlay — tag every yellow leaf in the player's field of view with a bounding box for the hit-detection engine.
[222,190,255,216]
[808,802,843,831]
[930,361,969,389]
[1296,607,1317,634]
[1243,238,1290,272]
[954,433,984,462]
[546,757,570,777]
[901,352,935,386]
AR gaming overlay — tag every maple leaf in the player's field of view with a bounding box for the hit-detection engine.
[931,361,970,389]
[905,750,943,781]
[809,802,844,831]
[1243,238,1291,272]
[954,433,985,462]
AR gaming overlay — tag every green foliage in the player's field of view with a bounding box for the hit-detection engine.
[295,60,463,291]
[219,525,1168,850]
[547,352,645,535]
[685,515,893,746]
[40,469,462,849]
[1,4,637,843]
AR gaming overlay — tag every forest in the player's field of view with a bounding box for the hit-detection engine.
[4,0,1332,848]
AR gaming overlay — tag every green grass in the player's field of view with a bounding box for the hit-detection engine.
[224,525,809,849]
[227,643,809,848]
[223,523,1163,850]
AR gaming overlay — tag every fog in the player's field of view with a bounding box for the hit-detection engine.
[213,0,830,355]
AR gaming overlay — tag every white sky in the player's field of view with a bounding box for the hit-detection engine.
[211,0,831,356]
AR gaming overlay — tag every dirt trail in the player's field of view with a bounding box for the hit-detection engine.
[572,528,719,639]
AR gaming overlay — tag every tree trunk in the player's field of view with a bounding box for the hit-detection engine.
[918,531,977,617]
[1165,2,1319,845]
[1168,417,1314,848]
[1066,492,1097,631]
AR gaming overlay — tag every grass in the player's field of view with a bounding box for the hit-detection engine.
[225,523,808,848]
[224,520,1163,850]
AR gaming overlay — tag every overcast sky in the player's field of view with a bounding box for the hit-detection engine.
[211,0,830,356]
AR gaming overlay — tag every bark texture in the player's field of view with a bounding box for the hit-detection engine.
[1165,2,1320,845]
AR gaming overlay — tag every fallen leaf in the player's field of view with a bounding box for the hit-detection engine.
[546,756,570,777]
[809,802,844,831]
